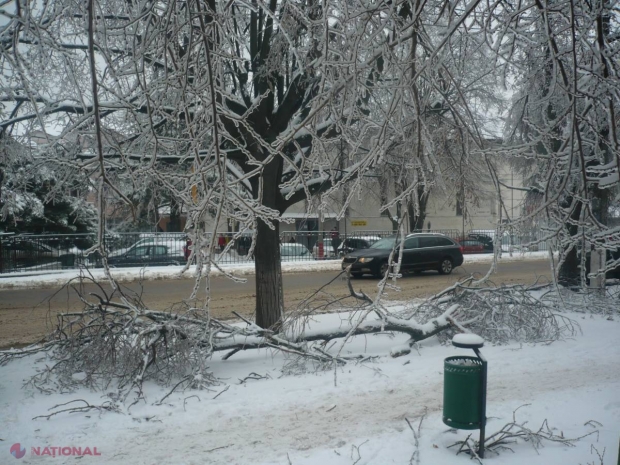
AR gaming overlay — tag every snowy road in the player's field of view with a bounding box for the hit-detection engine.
[0,260,552,348]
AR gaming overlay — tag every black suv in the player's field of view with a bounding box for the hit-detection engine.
[341,233,464,278]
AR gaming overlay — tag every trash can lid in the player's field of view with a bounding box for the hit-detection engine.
[452,333,484,349]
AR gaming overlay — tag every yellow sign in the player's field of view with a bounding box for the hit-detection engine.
[350,220,367,227]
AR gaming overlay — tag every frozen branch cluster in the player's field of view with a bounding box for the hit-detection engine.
[0,0,616,293]
[495,0,620,284]
[450,405,600,462]
[408,280,580,346]
[0,277,220,397]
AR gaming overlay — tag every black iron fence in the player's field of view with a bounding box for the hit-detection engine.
[0,233,190,274]
[0,228,546,274]
[467,229,550,252]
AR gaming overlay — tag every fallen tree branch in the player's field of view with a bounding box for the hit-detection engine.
[406,409,427,465]
[32,399,119,420]
[0,274,581,398]
[449,405,600,457]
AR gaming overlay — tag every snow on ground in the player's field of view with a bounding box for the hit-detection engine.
[1,310,618,464]
[0,252,551,290]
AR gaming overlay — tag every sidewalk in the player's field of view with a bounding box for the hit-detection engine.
[0,251,550,290]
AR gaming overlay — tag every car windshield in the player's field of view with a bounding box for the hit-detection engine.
[369,237,397,249]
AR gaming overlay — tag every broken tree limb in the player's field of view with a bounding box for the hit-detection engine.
[0,273,579,397]
[210,307,457,355]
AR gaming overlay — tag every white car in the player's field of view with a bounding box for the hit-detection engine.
[280,243,312,260]
[109,237,188,258]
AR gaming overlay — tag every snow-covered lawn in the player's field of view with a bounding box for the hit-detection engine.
[1,310,618,464]
[0,251,551,290]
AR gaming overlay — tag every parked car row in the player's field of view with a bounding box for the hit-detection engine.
[460,231,551,253]
[106,244,186,267]
[0,233,484,273]
[101,241,314,267]
[6,232,616,279]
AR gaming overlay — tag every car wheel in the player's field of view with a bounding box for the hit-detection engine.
[351,272,363,278]
[413,270,423,275]
[375,261,390,279]
[438,257,453,275]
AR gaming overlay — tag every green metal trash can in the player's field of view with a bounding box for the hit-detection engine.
[443,355,484,430]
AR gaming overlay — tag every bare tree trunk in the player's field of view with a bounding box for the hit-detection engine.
[254,217,283,329]
[559,247,581,287]
[558,202,582,286]
[253,158,285,329]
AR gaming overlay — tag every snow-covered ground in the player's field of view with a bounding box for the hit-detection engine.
[1,309,618,464]
[0,251,551,290]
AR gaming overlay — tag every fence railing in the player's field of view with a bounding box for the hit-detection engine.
[0,228,548,273]
[467,229,550,252]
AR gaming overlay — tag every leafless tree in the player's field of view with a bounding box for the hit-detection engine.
[495,0,620,285]
[0,0,506,328]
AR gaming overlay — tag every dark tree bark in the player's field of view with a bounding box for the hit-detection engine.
[558,202,582,286]
[252,157,285,329]
[254,219,283,329]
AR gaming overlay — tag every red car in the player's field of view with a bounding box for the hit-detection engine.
[459,239,485,254]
